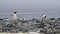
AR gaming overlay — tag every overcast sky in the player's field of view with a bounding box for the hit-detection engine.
[0,0,60,19]
[0,0,60,13]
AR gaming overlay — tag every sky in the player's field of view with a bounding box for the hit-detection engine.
[0,0,60,19]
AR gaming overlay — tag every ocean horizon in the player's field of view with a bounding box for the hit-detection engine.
[0,11,60,20]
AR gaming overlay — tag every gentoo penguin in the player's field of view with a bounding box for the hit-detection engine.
[41,14,46,18]
[12,12,18,21]
[41,14,46,20]
[3,18,9,25]
[20,17,23,20]
[20,17,26,20]
[3,18,9,21]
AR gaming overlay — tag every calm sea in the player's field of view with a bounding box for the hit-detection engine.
[0,11,60,20]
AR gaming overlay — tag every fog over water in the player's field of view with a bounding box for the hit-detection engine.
[0,0,60,19]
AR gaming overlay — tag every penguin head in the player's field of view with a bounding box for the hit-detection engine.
[43,15,46,18]
[41,14,46,18]
[20,17,22,18]
[14,11,17,14]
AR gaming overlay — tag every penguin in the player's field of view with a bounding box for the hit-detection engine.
[20,17,22,20]
[41,14,46,21]
[12,11,18,21]
[3,18,9,21]
[20,17,26,20]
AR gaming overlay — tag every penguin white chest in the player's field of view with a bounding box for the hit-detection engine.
[13,14,18,20]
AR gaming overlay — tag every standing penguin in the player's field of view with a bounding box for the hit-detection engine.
[11,11,19,26]
[40,14,46,21]
[12,11,18,21]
